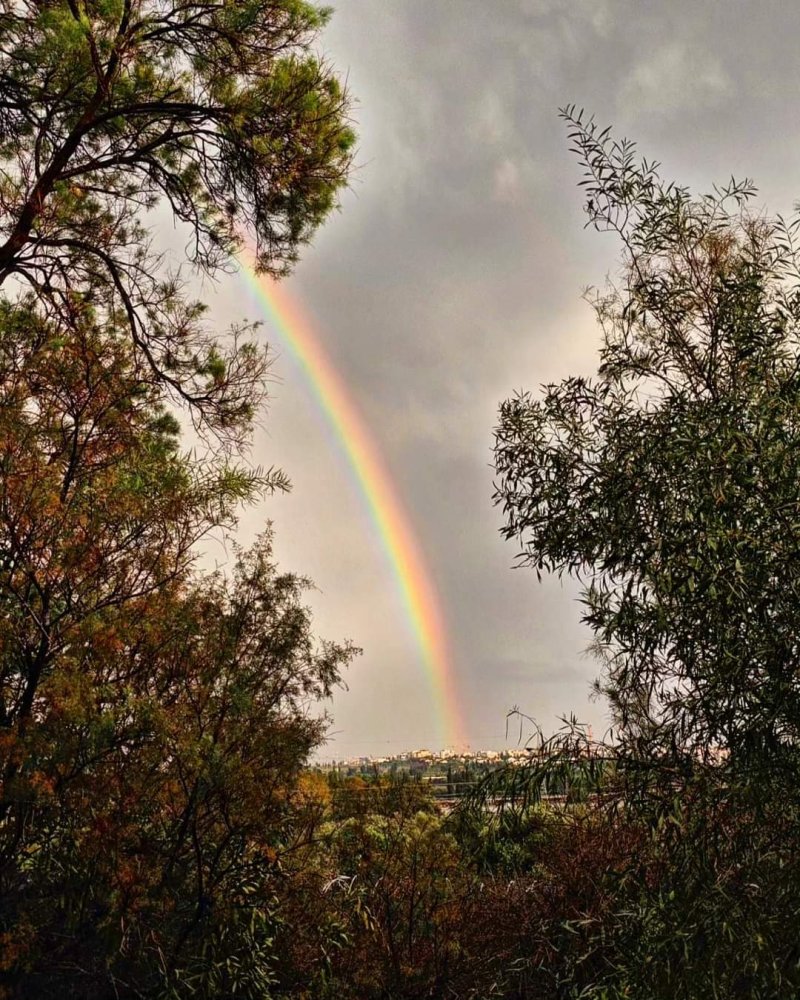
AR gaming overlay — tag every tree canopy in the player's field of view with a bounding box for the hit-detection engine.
[0,288,358,998]
[0,3,360,996]
[492,109,800,998]
[495,108,800,770]
[0,0,355,438]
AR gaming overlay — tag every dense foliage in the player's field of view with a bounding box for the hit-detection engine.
[0,2,358,996]
[1,2,796,994]
[493,109,800,998]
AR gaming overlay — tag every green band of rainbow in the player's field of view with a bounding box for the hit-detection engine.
[238,258,467,749]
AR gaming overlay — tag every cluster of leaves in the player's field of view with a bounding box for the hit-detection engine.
[286,730,800,998]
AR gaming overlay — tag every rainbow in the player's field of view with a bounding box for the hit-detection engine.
[237,257,467,749]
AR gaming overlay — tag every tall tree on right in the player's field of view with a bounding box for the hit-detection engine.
[493,109,800,997]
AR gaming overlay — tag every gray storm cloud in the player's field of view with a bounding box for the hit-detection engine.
[203,0,800,757]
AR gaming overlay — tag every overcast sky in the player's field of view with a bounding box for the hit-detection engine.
[204,1,800,758]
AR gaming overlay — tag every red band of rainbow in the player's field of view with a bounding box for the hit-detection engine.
[238,258,467,749]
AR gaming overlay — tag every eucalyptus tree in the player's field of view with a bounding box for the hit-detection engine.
[496,108,800,774]
[493,109,800,997]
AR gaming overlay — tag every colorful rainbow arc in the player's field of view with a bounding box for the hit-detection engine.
[237,257,467,749]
